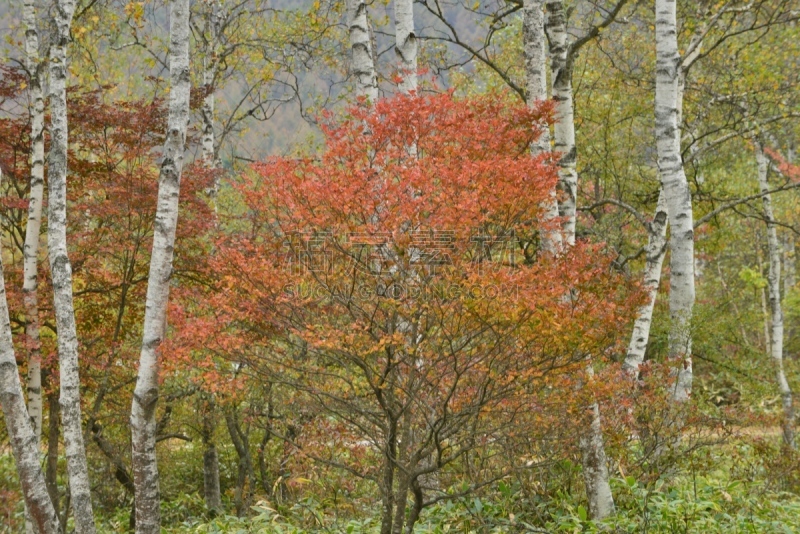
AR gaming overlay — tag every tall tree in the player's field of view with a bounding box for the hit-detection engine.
[21,0,46,450]
[523,0,562,254]
[655,0,694,402]
[0,169,61,534]
[196,0,223,515]
[47,0,97,531]
[624,191,668,373]
[394,0,417,94]
[543,1,630,518]
[348,0,378,103]
[757,142,795,448]
[130,0,191,531]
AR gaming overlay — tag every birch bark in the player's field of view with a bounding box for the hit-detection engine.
[523,0,561,254]
[201,0,220,167]
[130,0,191,531]
[655,0,694,402]
[544,0,577,246]
[756,143,795,448]
[394,0,417,94]
[47,1,97,531]
[0,173,61,534]
[624,190,669,374]
[199,3,223,512]
[543,1,614,517]
[349,0,378,103]
[22,0,46,449]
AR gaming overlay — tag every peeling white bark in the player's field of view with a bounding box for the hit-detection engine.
[624,190,669,374]
[23,4,48,532]
[22,0,46,450]
[544,1,577,246]
[130,0,191,531]
[542,2,614,517]
[348,0,378,103]
[394,0,417,94]
[201,0,220,167]
[756,143,795,448]
[0,171,61,534]
[579,392,615,520]
[523,0,561,254]
[47,1,97,531]
[655,0,694,402]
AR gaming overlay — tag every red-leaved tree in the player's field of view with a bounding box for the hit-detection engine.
[171,92,643,533]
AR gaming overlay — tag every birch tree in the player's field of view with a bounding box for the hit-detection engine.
[130,0,191,531]
[655,0,694,402]
[0,168,61,534]
[394,0,417,94]
[199,0,220,168]
[756,142,795,448]
[348,0,378,103]
[47,0,97,531]
[542,1,630,518]
[22,0,46,449]
[523,0,561,254]
[197,0,223,514]
[621,0,794,377]
[624,191,668,373]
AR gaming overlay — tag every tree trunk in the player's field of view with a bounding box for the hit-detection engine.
[22,4,47,532]
[46,385,60,523]
[199,3,224,511]
[655,0,694,402]
[0,192,61,533]
[624,190,669,374]
[579,397,615,519]
[523,0,562,255]
[756,143,795,448]
[348,0,378,103]
[225,410,256,516]
[544,0,577,246]
[201,0,220,168]
[130,0,191,531]
[394,0,417,94]
[47,2,97,531]
[201,399,222,515]
[22,0,46,449]
[544,2,614,518]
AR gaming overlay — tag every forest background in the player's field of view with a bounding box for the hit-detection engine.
[1,0,800,533]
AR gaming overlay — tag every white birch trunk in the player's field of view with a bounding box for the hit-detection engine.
[47,1,97,531]
[655,0,694,402]
[23,4,47,532]
[201,0,219,168]
[579,387,615,520]
[394,0,417,94]
[523,0,562,254]
[0,172,61,534]
[543,2,613,517]
[756,143,795,448]
[348,0,378,103]
[130,0,191,531]
[22,0,46,450]
[624,190,669,374]
[544,0,577,246]
[531,1,614,519]
[200,3,223,511]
